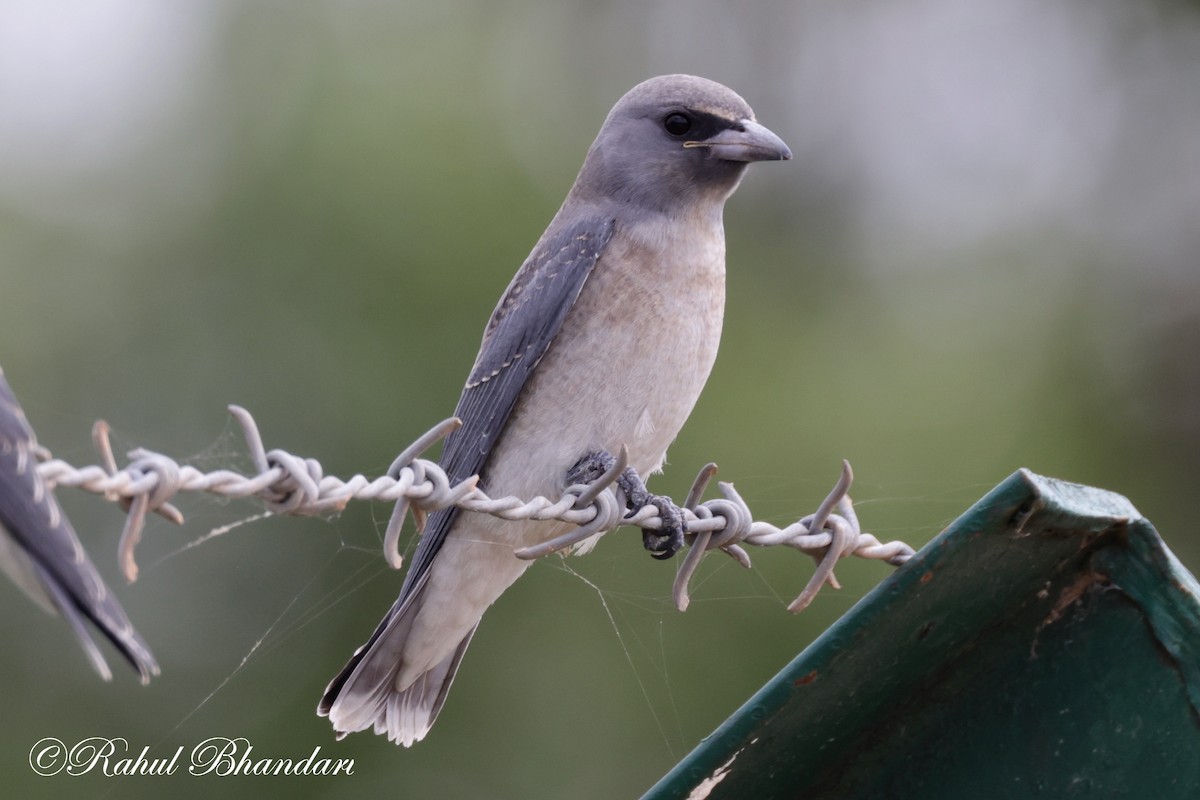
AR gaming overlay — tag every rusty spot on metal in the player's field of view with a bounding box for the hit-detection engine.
[1043,569,1110,627]
[794,670,819,686]
[920,571,934,585]
[1030,569,1112,658]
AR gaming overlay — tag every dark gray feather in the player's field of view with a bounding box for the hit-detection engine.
[0,372,159,682]
[402,214,615,598]
[318,215,614,713]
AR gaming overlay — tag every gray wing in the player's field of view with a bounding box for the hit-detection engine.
[318,214,614,713]
[0,370,159,683]
[399,214,615,598]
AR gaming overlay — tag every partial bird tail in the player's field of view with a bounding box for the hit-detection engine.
[0,532,159,683]
[317,586,478,747]
[35,559,159,684]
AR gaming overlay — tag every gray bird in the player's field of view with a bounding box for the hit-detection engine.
[318,74,791,745]
[0,367,159,683]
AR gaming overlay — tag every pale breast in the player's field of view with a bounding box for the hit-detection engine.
[484,213,727,506]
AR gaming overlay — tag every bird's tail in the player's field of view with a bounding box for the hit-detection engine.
[317,585,478,747]
[0,516,159,684]
[35,559,159,684]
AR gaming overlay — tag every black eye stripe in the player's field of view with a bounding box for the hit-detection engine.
[662,110,741,141]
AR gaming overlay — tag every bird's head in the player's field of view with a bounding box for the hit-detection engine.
[570,74,792,215]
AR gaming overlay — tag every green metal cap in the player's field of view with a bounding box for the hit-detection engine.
[643,469,1200,799]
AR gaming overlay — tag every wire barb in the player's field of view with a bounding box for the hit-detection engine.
[35,407,916,609]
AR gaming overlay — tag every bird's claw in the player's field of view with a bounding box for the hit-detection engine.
[640,495,685,559]
[616,463,685,560]
[566,449,686,560]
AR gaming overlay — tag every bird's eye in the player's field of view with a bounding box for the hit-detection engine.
[663,113,692,137]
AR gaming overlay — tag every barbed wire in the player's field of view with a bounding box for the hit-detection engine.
[34,405,915,612]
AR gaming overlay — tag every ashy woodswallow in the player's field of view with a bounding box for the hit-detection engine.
[320,74,791,745]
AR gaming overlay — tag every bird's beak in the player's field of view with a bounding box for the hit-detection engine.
[697,119,792,162]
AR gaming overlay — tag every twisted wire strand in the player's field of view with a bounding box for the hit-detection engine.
[34,405,915,611]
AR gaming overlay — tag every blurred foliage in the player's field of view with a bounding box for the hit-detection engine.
[1,1,1198,798]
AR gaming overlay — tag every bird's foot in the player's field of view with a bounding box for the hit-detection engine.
[617,466,685,560]
[566,450,618,487]
[566,451,686,560]
[636,495,686,559]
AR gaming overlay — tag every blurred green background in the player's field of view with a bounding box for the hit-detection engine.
[2,1,1198,797]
